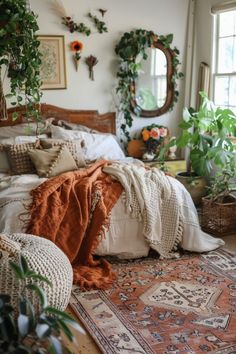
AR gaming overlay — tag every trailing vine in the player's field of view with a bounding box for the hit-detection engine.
[88,13,108,34]
[62,17,91,36]
[115,29,183,143]
[0,0,42,121]
[61,12,108,36]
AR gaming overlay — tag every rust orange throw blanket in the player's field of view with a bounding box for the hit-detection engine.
[26,160,123,289]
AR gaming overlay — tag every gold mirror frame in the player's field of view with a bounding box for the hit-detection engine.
[131,41,175,118]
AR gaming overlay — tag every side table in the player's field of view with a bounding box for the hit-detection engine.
[143,159,186,177]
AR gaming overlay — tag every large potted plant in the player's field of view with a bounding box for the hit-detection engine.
[0,0,42,121]
[164,92,236,205]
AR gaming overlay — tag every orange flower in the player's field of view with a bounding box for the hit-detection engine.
[142,129,150,142]
[70,41,83,52]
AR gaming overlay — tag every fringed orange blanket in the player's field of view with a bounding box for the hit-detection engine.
[26,160,123,289]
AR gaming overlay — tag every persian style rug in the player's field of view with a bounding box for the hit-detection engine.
[70,249,236,354]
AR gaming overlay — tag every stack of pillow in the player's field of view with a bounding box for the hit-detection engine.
[0,119,125,177]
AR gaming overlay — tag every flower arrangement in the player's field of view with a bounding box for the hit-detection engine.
[141,124,168,155]
[85,55,98,80]
[70,40,83,71]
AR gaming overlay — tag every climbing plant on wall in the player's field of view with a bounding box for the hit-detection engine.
[115,29,183,143]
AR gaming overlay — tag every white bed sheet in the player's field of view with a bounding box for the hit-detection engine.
[0,172,224,259]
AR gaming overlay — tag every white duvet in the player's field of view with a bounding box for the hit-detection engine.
[0,171,224,259]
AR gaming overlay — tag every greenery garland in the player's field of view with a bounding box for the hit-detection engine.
[115,29,183,143]
[0,0,42,121]
[62,12,108,36]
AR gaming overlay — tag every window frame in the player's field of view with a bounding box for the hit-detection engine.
[213,10,236,112]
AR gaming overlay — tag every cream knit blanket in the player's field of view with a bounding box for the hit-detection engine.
[103,163,183,258]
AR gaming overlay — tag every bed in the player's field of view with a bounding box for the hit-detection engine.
[0,104,224,288]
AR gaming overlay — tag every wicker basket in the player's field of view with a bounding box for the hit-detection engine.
[201,196,236,236]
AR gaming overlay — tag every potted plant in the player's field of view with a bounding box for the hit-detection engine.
[162,91,236,205]
[201,159,236,236]
[0,0,42,121]
[0,254,84,353]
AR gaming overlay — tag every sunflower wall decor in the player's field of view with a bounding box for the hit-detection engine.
[70,41,83,71]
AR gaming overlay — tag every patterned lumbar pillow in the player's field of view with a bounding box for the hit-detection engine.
[28,145,78,177]
[39,138,86,167]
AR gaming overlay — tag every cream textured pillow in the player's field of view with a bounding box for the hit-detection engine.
[28,146,78,177]
[40,138,85,167]
[0,145,11,174]
[6,142,38,175]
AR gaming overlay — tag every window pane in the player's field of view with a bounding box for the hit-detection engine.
[219,11,236,37]
[229,106,236,114]
[214,76,229,106]
[229,76,236,106]
[218,37,234,72]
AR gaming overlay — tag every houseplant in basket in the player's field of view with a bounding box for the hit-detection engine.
[201,159,236,236]
[162,91,236,205]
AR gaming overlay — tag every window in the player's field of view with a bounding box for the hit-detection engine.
[213,10,236,113]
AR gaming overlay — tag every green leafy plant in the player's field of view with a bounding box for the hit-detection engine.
[0,255,84,354]
[162,91,236,177]
[0,0,42,121]
[88,13,108,34]
[115,29,183,143]
[206,160,236,202]
[62,17,91,36]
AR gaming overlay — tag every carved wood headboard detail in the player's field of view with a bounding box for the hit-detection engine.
[1,104,116,134]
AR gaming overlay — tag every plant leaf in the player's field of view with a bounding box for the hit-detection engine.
[36,323,51,339]
[9,261,24,279]
[50,335,63,354]
[18,314,29,337]
[19,255,29,275]
[26,284,48,308]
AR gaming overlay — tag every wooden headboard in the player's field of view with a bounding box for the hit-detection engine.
[1,104,116,134]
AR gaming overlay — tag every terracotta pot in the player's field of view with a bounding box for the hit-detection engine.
[176,172,207,206]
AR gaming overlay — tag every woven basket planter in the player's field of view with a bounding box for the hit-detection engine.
[201,196,236,236]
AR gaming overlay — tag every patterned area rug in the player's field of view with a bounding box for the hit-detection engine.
[70,249,236,354]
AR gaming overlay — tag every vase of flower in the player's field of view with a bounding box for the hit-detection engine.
[141,124,169,160]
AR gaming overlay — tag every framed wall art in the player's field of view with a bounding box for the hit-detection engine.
[38,35,67,90]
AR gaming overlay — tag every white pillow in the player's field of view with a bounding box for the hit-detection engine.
[51,125,125,161]
[14,135,47,143]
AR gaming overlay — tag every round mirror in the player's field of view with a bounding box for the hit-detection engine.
[131,41,174,117]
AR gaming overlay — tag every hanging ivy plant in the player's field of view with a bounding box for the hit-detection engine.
[0,0,42,121]
[115,29,183,143]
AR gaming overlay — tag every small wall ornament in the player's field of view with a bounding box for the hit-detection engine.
[70,41,83,71]
[85,55,98,80]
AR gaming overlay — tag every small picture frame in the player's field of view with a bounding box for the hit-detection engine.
[38,35,67,90]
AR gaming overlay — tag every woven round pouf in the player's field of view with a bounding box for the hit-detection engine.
[0,233,73,311]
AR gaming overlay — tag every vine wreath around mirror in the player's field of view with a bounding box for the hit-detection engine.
[115,29,183,142]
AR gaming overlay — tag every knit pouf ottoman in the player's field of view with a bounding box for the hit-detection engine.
[0,233,73,311]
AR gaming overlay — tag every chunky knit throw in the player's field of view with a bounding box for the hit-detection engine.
[103,163,183,258]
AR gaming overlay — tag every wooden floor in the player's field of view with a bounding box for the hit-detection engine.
[63,233,236,354]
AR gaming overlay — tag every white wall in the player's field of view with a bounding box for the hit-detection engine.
[5,0,190,137]
[191,0,220,106]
